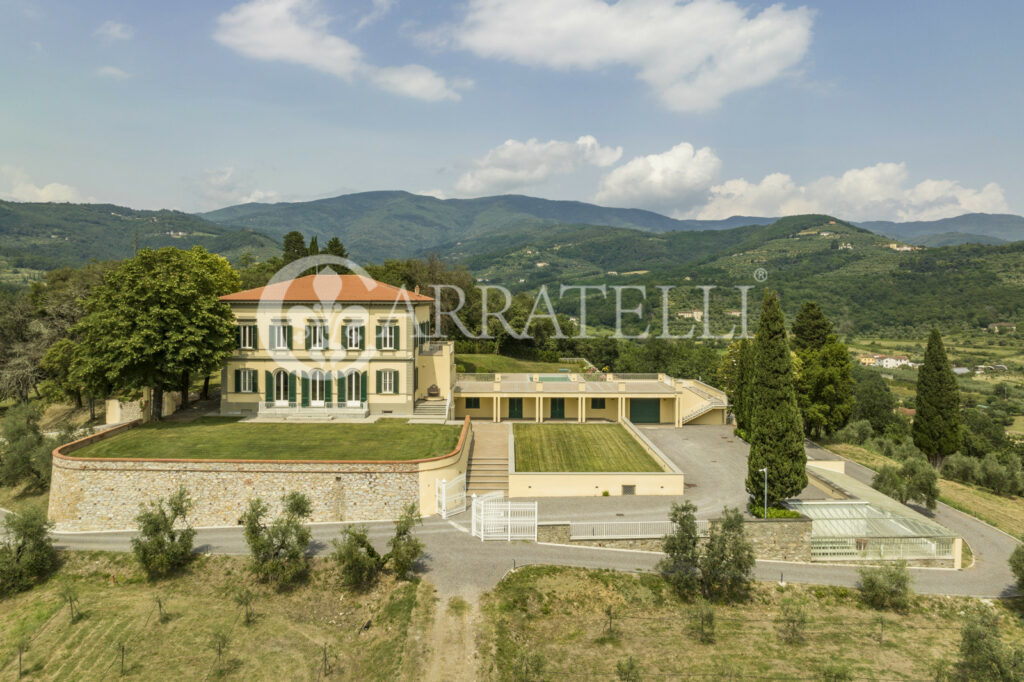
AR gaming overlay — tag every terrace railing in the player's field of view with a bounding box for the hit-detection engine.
[569,520,709,540]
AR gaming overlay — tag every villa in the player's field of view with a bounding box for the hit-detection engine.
[218,273,728,427]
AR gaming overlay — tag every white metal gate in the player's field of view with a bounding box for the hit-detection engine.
[471,492,537,541]
[436,474,466,519]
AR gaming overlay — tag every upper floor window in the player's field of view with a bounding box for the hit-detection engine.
[346,325,364,350]
[307,323,325,350]
[380,324,395,350]
[238,324,256,350]
[270,324,290,350]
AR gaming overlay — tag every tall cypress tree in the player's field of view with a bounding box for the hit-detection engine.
[746,290,806,508]
[913,329,961,466]
[736,338,754,435]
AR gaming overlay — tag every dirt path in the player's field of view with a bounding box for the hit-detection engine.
[420,588,482,682]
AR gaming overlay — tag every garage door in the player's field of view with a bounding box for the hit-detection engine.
[629,399,661,423]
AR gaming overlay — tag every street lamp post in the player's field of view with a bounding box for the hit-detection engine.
[759,467,768,518]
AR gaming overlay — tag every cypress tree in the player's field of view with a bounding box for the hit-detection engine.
[746,290,806,508]
[281,231,307,265]
[912,329,961,466]
[736,339,754,435]
[791,301,833,352]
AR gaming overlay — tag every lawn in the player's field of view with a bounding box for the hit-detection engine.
[72,417,462,461]
[0,552,434,681]
[458,354,583,374]
[514,423,662,472]
[480,566,1020,680]
[827,442,1024,538]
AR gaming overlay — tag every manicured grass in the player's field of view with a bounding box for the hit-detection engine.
[514,424,662,472]
[481,566,1020,679]
[458,354,583,374]
[827,442,1024,538]
[72,417,462,461]
[0,552,432,681]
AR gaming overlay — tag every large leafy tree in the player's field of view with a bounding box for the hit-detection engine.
[76,247,240,419]
[912,329,961,466]
[851,367,898,433]
[797,336,855,438]
[790,301,833,352]
[281,231,307,264]
[746,290,806,507]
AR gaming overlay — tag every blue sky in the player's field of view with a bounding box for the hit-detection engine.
[1,0,1021,221]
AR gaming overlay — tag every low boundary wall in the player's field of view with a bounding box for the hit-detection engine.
[507,420,685,497]
[48,416,472,531]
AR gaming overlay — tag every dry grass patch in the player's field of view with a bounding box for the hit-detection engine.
[514,424,661,472]
[0,552,433,680]
[0,483,48,516]
[479,566,1023,680]
[826,442,1024,538]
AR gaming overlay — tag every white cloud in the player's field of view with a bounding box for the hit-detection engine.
[95,65,131,80]
[455,135,622,195]
[596,142,721,211]
[214,0,468,102]
[436,0,813,112]
[1,166,84,203]
[95,20,133,41]
[695,162,1009,221]
[198,167,278,208]
[356,0,395,30]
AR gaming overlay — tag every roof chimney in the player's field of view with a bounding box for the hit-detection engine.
[414,285,420,295]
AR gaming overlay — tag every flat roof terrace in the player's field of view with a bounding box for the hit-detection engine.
[454,372,723,396]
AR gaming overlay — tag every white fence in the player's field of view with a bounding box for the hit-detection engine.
[569,520,709,540]
[436,474,466,519]
[471,492,538,541]
[811,536,955,561]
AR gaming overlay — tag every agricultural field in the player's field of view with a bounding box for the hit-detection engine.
[513,423,662,472]
[72,417,462,461]
[0,553,433,681]
[479,565,1022,680]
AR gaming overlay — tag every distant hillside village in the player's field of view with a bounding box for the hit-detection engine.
[858,352,1008,376]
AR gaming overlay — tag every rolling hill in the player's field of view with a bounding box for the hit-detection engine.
[858,213,1024,244]
[0,200,279,278]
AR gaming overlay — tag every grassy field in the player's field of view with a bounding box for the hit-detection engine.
[513,423,661,472]
[0,553,434,681]
[827,442,1024,538]
[0,483,49,516]
[458,354,583,374]
[480,566,1022,680]
[73,417,462,461]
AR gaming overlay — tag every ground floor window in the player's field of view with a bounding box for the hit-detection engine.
[237,369,256,393]
[591,398,606,410]
[274,370,290,404]
[466,397,480,409]
[310,369,325,405]
[380,369,396,394]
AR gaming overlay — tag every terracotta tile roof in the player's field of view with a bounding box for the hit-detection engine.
[220,274,433,303]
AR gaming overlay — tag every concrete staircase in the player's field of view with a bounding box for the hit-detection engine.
[411,399,449,424]
[466,422,510,495]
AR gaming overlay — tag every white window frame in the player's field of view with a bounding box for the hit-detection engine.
[382,369,395,394]
[273,324,288,350]
[380,324,395,350]
[347,325,362,350]
[239,369,255,393]
[310,369,325,406]
[309,323,325,350]
[239,325,254,350]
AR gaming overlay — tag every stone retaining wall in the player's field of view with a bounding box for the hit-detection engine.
[48,417,471,531]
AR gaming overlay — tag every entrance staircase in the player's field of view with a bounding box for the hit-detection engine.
[412,399,449,424]
[466,422,510,495]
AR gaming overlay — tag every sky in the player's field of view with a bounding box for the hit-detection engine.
[1,0,1022,221]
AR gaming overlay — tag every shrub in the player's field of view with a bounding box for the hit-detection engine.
[384,503,425,581]
[872,456,938,510]
[956,606,1024,680]
[0,507,59,597]
[748,505,801,519]
[332,525,383,590]
[615,656,642,682]
[775,597,808,645]
[1010,543,1024,592]
[659,504,755,603]
[241,491,313,587]
[130,487,196,579]
[690,598,716,643]
[658,502,702,599]
[0,402,55,491]
[871,465,906,502]
[857,561,912,611]
[836,419,873,445]
[233,586,256,624]
[942,453,981,485]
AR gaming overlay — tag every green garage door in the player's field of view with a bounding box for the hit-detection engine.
[629,399,661,424]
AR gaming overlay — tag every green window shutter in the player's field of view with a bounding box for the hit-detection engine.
[237,326,243,349]
[252,325,259,350]
[250,370,258,394]
[392,370,399,394]
[322,324,329,349]
[375,325,382,349]
[265,371,273,401]
[268,325,276,350]
[341,325,348,349]
[301,372,309,407]
[288,372,296,402]
[376,370,382,394]
[338,371,346,401]
[233,369,241,393]
[359,326,365,350]
[325,374,332,402]
[360,371,368,401]
[286,325,293,349]
[305,325,311,350]
[393,325,399,351]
